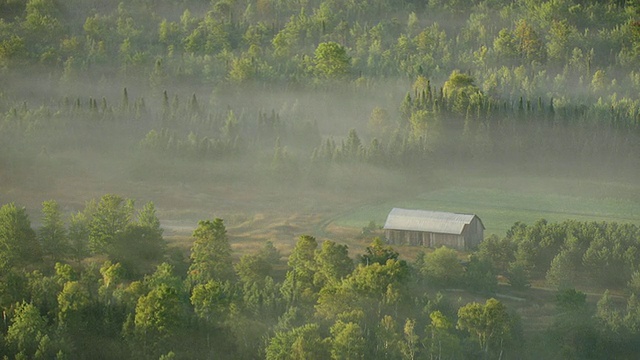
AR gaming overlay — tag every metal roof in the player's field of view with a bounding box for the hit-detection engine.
[383,208,481,235]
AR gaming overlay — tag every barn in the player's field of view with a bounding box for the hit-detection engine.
[383,208,484,251]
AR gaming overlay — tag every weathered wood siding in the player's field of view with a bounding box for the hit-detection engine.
[463,216,484,249]
[385,230,464,249]
[385,215,483,251]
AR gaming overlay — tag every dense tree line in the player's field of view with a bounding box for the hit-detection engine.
[1,72,638,189]
[1,196,640,358]
[3,0,640,96]
[2,1,640,357]
[476,219,640,291]
[2,0,640,185]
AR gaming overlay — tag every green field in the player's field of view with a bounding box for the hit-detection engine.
[333,177,640,236]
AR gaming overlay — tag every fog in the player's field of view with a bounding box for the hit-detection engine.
[3,68,638,246]
[2,0,640,358]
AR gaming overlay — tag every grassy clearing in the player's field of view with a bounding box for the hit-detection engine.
[333,177,640,236]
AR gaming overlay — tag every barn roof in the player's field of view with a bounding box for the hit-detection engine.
[383,208,483,235]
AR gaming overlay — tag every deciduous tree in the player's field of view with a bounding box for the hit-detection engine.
[0,202,40,270]
[266,323,330,360]
[330,320,365,360]
[457,298,512,357]
[68,210,90,261]
[6,301,50,358]
[281,235,318,307]
[420,246,464,288]
[187,218,234,286]
[38,200,68,261]
[190,279,233,325]
[88,194,133,255]
[133,284,184,358]
[314,41,350,80]
[314,240,353,288]
[359,237,398,266]
[424,310,461,360]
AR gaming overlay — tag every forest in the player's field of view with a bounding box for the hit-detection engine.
[2,0,640,358]
[3,197,640,359]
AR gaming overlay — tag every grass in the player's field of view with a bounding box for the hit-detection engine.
[333,177,640,236]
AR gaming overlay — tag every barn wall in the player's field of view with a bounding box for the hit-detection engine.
[430,233,464,250]
[385,215,485,251]
[385,230,466,250]
[462,217,484,249]
[385,230,429,246]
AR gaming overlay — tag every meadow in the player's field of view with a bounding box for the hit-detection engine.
[332,176,640,236]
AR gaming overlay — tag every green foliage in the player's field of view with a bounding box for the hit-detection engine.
[133,284,184,358]
[68,210,90,261]
[346,259,409,299]
[477,234,515,275]
[136,201,163,238]
[330,320,366,360]
[0,203,40,270]
[442,70,481,114]
[419,246,465,288]
[555,288,587,312]
[313,41,351,80]
[114,224,166,275]
[144,262,183,293]
[465,255,497,293]
[187,218,234,286]
[38,200,68,261]
[88,194,133,255]
[424,310,462,360]
[513,19,547,63]
[190,279,233,324]
[628,271,640,296]
[235,253,272,285]
[86,195,166,275]
[3,193,640,358]
[443,71,477,98]
[507,261,530,290]
[260,240,281,264]
[457,298,515,357]
[3,0,640,356]
[266,323,330,360]
[373,315,403,359]
[271,137,297,178]
[400,318,418,360]
[281,235,318,307]
[493,28,519,61]
[314,240,353,288]
[98,260,124,304]
[6,301,50,358]
[341,129,362,161]
[547,288,597,359]
[359,237,399,266]
[26,270,59,317]
[56,280,91,330]
[367,107,391,138]
[546,246,581,288]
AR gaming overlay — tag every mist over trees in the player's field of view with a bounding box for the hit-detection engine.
[2,0,640,187]
[1,196,640,358]
[2,0,640,358]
